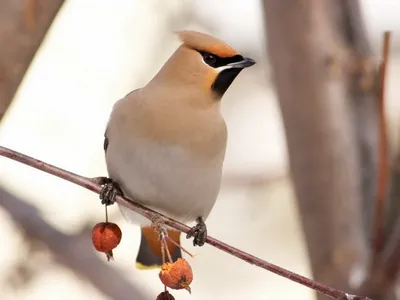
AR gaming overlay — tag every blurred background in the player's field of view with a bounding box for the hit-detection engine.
[0,0,399,299]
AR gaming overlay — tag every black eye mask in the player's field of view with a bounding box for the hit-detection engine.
[197,51,244,68]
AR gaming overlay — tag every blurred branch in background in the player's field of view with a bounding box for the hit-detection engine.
[0,188,149,300]
[373,31,391,259]
[338,0,379,245]
[359,32,400,300]
[263,0,399,299]
[263,0,375,299]
[0,0,64,120]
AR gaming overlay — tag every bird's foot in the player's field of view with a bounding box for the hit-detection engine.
[186,217,207,247]
[151,222,174,263]
[92,177,123,206]
[151,221,196,260]
[151,220,168,237]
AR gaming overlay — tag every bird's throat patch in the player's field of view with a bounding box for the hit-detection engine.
[211,68,243,97]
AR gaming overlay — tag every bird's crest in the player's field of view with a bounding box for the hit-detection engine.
[176,30,238,58]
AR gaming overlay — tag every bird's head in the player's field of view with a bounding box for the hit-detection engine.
[150,30,256,103]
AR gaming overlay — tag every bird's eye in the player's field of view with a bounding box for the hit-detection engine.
[202,53,217,66]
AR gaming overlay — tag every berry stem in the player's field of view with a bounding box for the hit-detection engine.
[105,204,109,223]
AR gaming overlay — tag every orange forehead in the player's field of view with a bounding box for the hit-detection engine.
[176,30,238,58]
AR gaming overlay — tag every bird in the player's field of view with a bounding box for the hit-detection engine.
[101,30,255,270]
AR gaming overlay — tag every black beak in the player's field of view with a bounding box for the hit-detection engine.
[227,56,256,69]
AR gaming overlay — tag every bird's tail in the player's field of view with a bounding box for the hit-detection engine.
[136,226,182,270]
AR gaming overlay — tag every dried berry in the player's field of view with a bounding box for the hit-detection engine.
[156,291,175,300]
[159,258,193,293]
[92,222,122,261]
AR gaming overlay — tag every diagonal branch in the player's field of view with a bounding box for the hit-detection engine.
[0,145,373,300]
[0,0,64,120]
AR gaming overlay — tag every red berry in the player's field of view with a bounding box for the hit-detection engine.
[92,222,122,261]
[159,258,193,293]
[156,291,175,300]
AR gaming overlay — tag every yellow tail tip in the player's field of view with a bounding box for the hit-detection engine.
[135,262,161,270]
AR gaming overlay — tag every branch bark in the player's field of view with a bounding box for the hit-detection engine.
[0,146,373,300]
[337,0,379,247]
[0,188,150,300]
[262,1,374,299]
[0,0,64,120]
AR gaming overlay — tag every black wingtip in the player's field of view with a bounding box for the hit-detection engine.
[136,229,182,270]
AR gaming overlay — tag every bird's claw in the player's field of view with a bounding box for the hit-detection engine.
[186,217,207,247]
[96,177,123,206]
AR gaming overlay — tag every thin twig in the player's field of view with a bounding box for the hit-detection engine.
[0,146,372,300]
[165,235,195,258]
[373,31,391,257]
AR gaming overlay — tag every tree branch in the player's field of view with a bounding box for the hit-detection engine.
[0,0,64,120]
[338,0,380,247]
[262,1,370,298]
[0,145,373,300]
[373,31,391,258]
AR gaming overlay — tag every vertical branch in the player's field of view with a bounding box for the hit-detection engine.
[336,0,380,245]
[262,1,373,299]
[373,31,391,257]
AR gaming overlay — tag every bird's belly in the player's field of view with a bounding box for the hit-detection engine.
[106,139,223,225]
